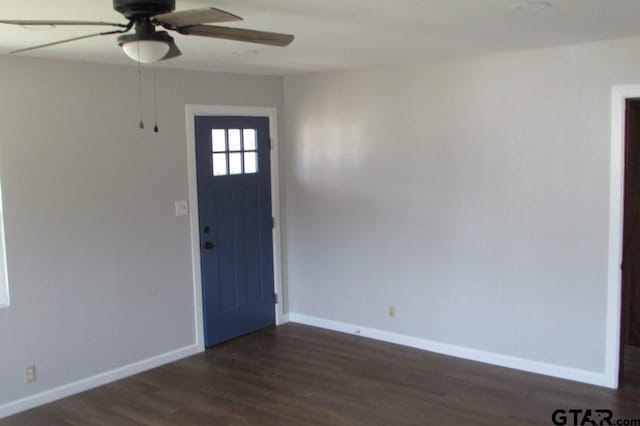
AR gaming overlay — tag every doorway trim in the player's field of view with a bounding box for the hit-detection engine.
[606,86,640,388]
[185,105,284,351]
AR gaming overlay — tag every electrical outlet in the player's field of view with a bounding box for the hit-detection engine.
[24,365,36,384]
[388,306,397,318]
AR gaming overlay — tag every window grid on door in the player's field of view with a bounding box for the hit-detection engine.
[211,128,258,177]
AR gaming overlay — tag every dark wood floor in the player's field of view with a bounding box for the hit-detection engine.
[3,324,640,425]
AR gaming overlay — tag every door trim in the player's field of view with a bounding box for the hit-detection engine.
[606,86,640,388]
[185,105,284,351]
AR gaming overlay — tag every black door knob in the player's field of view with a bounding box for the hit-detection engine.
[203,242,214,250]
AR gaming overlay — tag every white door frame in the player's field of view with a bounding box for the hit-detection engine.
[605,86,640,388]
[185,105,284,351]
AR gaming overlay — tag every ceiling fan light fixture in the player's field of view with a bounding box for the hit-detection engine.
[121,39,169,63]
[117,30,174,63]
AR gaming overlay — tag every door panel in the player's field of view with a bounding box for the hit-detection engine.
[195,116,275,347]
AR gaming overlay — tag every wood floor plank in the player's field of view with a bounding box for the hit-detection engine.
[3,324,640,425]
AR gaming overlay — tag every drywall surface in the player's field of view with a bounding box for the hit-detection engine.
[283,36,640,374]
[0,56,282,409]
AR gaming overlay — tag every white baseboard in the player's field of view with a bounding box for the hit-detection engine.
[280,313,290,324]
[0,344,202,419]
[0,315,611,419]
[288,313,611,388]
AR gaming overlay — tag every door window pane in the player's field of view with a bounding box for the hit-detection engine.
[213,153,227,176]
[228,129,241,151]
[244,152,257,173]
[229,153,242,175]
[243,129,257,150]
[211,129,226,152]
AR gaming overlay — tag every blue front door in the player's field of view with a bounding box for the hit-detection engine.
[195,116,275,347]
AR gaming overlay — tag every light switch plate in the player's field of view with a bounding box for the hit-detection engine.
[175,200,189,216]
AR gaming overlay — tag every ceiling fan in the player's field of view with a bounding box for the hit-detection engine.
[0,0,295,63]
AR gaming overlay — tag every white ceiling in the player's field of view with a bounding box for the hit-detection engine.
[2,0,640,75]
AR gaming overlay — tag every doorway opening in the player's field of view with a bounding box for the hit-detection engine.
[185,105,284,351]
[619,98,640,387]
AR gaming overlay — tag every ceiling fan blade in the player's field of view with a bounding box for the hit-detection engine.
[0,20,128,28]
[160,41,182,61]
[179,25,294,47]
[154,7,242,27]
[10,30,123,54]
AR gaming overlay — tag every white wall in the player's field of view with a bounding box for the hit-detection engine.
[283,36,640,378]
[0,56,282,413]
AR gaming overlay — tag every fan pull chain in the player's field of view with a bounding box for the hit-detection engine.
[137,39,144,129]
[152,64,159,133]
